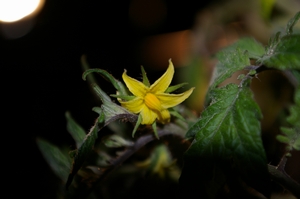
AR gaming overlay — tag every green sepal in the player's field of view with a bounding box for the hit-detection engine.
[165,82,188,93]
[141,65,150,87]
[132,113,142,137]
[110,94,136,101]
[92,106,102,115]
[169,108,185,121]
[82,68,129,96]
[91,84,137,124]
[152,121,159,139]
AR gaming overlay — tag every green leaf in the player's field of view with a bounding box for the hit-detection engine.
[66,113,105,189]
[65,112,86,148]
[205,47,250,106]
[277,86,300,152]
[210,48,250,89]
[286,11,300,35]
[181,83,270,198]
[291,70,300,82]
[36,138,71,182]
[276,134,290,144]
[82,68,129,96]
[258,34,300,70]
[221,37,265,59]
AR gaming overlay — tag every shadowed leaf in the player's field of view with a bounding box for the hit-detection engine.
[65,112,86,148]
[181,83,270,198]
[37,138,71,182]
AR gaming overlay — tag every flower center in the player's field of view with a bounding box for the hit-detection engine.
[144,93,161,111]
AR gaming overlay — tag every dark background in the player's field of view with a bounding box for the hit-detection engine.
[1,1,210,198]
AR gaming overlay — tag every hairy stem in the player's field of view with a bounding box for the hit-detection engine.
[268,164,300,198]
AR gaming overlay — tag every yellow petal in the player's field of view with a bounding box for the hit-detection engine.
[156,87,195,109]
[144,92,162,111]
[122,70,148,97]
[119,97,144,113]
[140,106,158,125]
[150,59,174,93]
[157,109,170,124]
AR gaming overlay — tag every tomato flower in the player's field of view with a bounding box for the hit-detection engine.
[118,59,194,125]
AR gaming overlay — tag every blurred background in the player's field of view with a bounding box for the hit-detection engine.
[1,0,299,198]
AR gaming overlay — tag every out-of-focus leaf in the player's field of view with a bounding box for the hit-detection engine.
[181,83,270,198]
[66,113,104,189]
[286,11,300,35]
[37,138,71,182]
[222,37,265,59]
[65,112,86,148]
[278,86,300,152]
[102,134,134,148]
[260,0,275,21]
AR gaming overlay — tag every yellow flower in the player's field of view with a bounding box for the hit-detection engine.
[118,59,194,125]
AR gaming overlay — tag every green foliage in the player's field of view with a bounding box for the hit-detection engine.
[286,11,300,35]
[36,138,71,182]
[182,50,270,197]
[82,67,130,96]
[277,87,300,151]
[102,134,134,148]
[65,112,86,148]
[258,12,300,70]
[258,34,300,69]
[220,37,265,59]
[37,11,300,199]
[210,48,250,89]
[66,113,104,189]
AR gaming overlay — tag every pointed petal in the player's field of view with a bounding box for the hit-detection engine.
[156,87,195,109]
[140,106,158,125]
[118,97,144,113]
[150,59,174,93]
[157,109,171,124]
[122,70,148,97]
